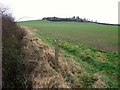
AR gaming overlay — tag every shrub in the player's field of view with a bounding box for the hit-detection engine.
[1,5,26,88]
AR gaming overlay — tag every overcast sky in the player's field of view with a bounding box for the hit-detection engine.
[0,0,119,24]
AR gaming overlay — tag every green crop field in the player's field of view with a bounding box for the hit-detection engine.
[18,20,118,52]
[18,20,119,88]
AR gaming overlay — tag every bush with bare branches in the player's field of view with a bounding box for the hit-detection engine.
[1,4,26,88]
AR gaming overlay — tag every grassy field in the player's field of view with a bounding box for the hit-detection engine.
[34,31,118,88]
[18,20,119,88]
[18,20,118,52]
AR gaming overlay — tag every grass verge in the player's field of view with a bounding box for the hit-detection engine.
[35,31,118,88]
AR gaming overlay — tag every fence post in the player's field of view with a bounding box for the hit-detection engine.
[55,39,59,71]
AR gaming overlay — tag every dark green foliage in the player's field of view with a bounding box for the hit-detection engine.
[2,14,26,88]
[80,75,94,87]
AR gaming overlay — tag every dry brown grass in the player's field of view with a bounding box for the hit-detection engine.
[21,26,108,88]
[22,27,110,88]
[21,26,69,88]
[96,52,107,62]
[21,26,85,88]
[92,73,107,88]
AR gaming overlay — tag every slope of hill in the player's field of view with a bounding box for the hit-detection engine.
[20,26,118,88]
[18,20,118,52]
[3,17,118,88]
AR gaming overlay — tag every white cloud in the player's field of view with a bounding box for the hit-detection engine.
[0,0,119,24]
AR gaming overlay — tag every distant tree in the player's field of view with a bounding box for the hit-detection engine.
[76,16,80,22]
[72,16,75,19]
[71,16,76,21]
[83,18,87,22]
